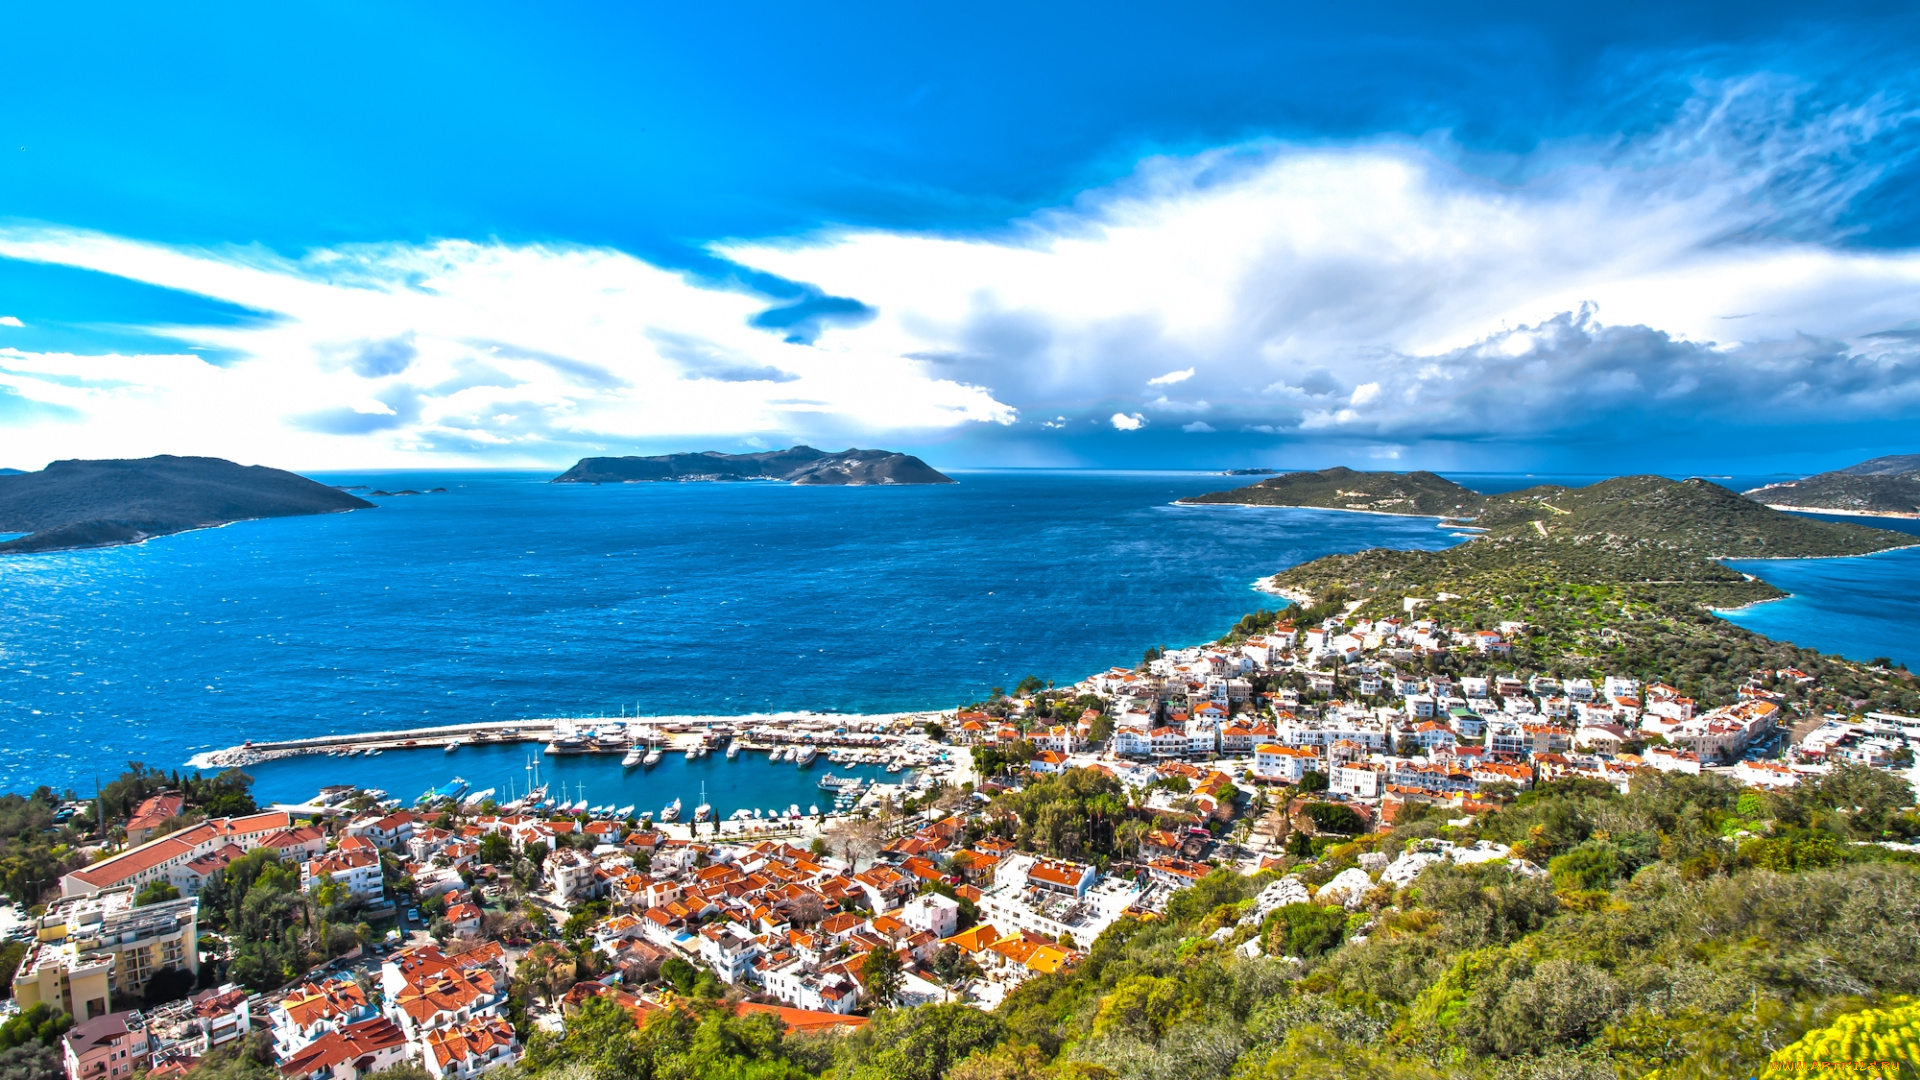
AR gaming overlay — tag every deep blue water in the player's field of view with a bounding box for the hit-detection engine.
[1720,511,1920,673]
[0,470,1463,795]
[4,470,1911,800]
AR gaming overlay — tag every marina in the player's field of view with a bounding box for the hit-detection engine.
[236,719,957,822]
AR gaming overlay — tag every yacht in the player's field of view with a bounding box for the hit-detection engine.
[694,784,712,823]
[726,743,741,761]
[795,746,819,768]
[445,739,462,753]
[660,798,682,822]
[684,745,698,762]
[615,805,635,818]
[622,746,645,768]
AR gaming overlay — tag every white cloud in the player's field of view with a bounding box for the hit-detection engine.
[1182,421,1215,433]
[0,316,22,327]
[4,79,1920,466]
[0,231,1015,467]
[723,79,1920,446]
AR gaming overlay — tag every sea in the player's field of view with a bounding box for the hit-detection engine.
[1,469,1911,803]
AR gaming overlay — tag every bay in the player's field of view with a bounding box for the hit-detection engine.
[0,470,1461,795]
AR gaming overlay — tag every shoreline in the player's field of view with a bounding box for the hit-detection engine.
[1174,498,1457,522]
[1765,503,1920,521]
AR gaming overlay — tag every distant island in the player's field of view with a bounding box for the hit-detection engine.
[552,446,955,486]
[1744,453,1920,518]
[0,455,373,554]
[1179,465,1485,517]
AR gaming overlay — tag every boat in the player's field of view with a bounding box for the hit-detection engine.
[660,798,682,822]
[887,760,905,773]
[753,808,764,819]
[696,744,709,759]
[545,736,589,755]
[445,739,462,753]
[726,743,741,761]
[460,787,495,807]
[622,747,644,768]
[787,803,801,818]
[616,805,635,818]
[684,745,698,761]
[643,746,663,767]
[808,804,819,816]
[796,746,818,768]
[694,784,712,823]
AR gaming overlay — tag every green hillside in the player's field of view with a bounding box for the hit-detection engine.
[1179,467,1486,517]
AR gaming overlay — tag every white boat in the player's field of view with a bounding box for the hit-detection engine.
[461,788,495,807]
[796,746,819,768]
[684,745,698,761]
[445,739,462,753]
[616,805,635,818]
[787,803,801,818]
[622,747,644,768]
[695,801,713,822]
[643,746,663,767]
[726,743,741,761]
[809,804,819,816]
[753,808,764,818]
[660,798,682,822]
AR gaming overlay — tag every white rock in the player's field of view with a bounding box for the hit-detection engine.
[1381,850,1445,887]
[1316,867,1374,909]
[1358,852,1388,871]
[1235,938,1263,959]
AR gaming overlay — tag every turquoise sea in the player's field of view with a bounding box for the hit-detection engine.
[2,470,1911,800]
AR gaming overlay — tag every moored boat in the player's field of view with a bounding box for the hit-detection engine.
[796,746,819,768]
[660,798,682,822]
[622,746,644,768]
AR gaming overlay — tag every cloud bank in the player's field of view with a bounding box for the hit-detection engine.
[1,78,1918,469]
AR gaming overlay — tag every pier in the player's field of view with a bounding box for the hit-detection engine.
[190,710,952,769]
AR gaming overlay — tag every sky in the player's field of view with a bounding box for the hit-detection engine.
[2,2,1919,474]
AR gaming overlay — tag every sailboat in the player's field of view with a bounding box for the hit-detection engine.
[622,745,644,768]
[694,782,712,823]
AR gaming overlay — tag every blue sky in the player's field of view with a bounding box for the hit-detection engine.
[2,1,1919,473]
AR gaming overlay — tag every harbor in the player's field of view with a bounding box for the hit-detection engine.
[214,711,967,826]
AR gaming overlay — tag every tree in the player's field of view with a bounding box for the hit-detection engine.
[519,942,576,1006]
[839,1003,1006,1080]
[659,955,699,995]
[859,946,905,1008]
[826,815,886,872]
[924,721,947,742]
[1299,770,1329,793]
[133,880,180,906]
[478,833,513,865]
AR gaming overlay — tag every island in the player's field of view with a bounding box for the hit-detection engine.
[0,455,374,554]
[551,445,955,485]
[1179,465,1485,516]
[1744,452,1920,517]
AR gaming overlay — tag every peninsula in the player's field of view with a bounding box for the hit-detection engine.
[551,445,954,485]
[1745,452,1920,517]
[0,455,373,554]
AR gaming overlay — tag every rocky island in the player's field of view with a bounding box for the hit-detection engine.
[551,445,955,485]
[1745,452,1920,517]
[0,455,374,554]
[1179,465,1486,517]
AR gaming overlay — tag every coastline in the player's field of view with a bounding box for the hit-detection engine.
[1765,503,1920,521]
[1173,498,1454,521]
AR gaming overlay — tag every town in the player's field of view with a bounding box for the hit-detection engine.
[3,604,1918,1080]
